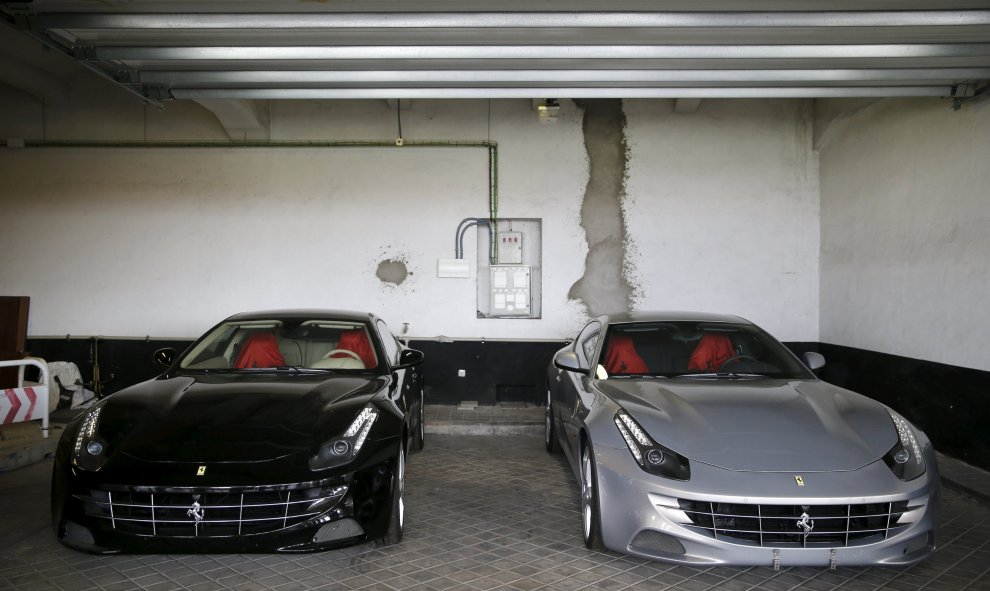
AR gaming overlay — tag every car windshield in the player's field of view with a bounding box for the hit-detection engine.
[178,319,380,372]
[600,321,812,379]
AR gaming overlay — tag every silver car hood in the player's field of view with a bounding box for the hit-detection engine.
[599,378,897,472]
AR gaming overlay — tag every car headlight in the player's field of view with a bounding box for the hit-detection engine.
[310,405,379,471]
[72,406,109,470]
[614,410,690,480]
[883,410,927,481]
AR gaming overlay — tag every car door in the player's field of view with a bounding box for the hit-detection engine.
[375,319,421,421]
[558,319,603,461]
[375,319,404,401]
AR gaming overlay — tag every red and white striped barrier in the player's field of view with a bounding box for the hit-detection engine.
[0,358,50,438]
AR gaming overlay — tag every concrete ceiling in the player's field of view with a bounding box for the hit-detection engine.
[1,0,989,106]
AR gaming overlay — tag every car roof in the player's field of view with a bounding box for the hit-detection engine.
[606,311,751,325]
[224,309,377,323]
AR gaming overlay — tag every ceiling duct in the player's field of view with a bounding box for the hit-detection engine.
[1,2,988,102]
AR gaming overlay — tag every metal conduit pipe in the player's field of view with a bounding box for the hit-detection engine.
[7,138,501,262]
[455,218,492,260]
[455,219,479,258]
[488,144,498,263]
[12,139,495,150]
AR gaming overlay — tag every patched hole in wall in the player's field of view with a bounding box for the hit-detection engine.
[376,258,411,286]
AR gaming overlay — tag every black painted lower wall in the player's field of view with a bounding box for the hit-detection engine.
[22,337,566,407]
[22,337,193,398]
[23,337,989,471]
[813,343,989,472]
[409,340,565,406]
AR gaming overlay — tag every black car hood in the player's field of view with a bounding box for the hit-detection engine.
[97,372,389,463]
[599,378,898,472]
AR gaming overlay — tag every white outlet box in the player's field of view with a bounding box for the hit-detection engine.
[438,258,470,278]
[457,369,466,377]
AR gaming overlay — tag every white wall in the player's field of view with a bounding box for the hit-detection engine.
[1,76,823,342]
[625,99,820,342]
[818,98,990,371]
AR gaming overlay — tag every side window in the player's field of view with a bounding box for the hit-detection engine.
[375,320,401,366]
[575,321,601,370]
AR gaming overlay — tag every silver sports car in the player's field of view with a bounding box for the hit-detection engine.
[546,312,939,568]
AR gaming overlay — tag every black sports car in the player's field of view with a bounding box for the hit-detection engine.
[52,309,425,553]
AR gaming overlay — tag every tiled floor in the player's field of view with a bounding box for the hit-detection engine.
[1,434,989,591]
[934,452,990,504]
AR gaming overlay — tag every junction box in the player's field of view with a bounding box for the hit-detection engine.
[477,219,542,319]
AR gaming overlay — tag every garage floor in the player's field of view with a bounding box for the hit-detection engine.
[2,434,988,591]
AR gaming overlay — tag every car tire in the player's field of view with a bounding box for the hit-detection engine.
[413,389,425,452]
[545,387,560,454]
[581,441,605,551]
[378,444,405,546]
[50,455,68,538]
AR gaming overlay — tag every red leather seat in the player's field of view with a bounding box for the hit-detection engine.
[233,332,285,368]
[330,329,377,369]
[687,334,735,372]
[604,335,649,374]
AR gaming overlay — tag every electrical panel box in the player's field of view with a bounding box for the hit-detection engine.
[477,218,541,319]
[490,265,531,316]
[497,232,523,264]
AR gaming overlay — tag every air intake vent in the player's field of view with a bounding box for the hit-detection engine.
[630,530,686,556]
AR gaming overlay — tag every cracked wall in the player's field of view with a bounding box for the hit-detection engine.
[568,99,636,317]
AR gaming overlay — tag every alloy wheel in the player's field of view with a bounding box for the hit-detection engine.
[581,447,593,540]
[397,447,405,530]
[545,390,552,447]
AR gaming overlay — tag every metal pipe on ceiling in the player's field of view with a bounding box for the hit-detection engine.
[92,44,990,61]
[29,11,990,30]
[170,87,964,100]
[139,68,990,85]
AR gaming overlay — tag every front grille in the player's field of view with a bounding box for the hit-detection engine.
[76,481,347,537]
[677,499,915,548]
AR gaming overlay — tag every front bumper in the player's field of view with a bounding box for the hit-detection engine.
[54,438,400,554]
[593,443,941,568]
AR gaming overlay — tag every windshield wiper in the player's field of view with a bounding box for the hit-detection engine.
[676,372,765,378]
[229,366,330,374]
[274,365,335,374]
[609,374,668,379]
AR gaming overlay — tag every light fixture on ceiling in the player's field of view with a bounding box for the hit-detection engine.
[537,98,560,123]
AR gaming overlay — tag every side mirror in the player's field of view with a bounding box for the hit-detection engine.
[154,347,176,368]
[397,349,425,368]
[553,350,588,375]
[802,351,826,371]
